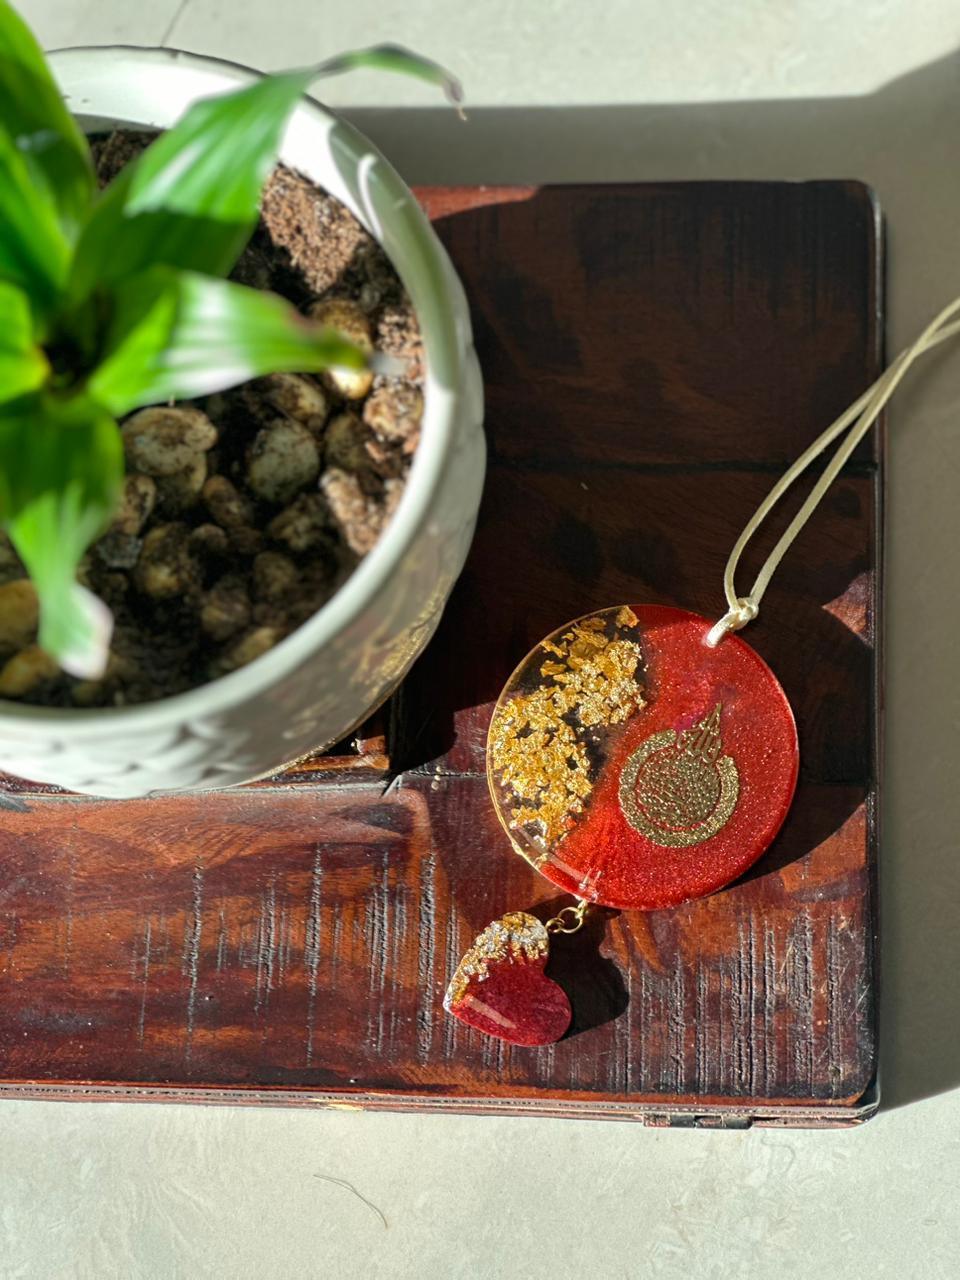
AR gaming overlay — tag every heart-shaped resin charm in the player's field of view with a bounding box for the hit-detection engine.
[444,912,572,1046]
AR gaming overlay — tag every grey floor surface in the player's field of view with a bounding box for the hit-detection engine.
[4,2,960,1277]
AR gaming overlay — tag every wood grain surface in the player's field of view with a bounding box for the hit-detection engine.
[0,182,881,1125]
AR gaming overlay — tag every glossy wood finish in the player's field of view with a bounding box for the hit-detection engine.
[0,182,882,1125]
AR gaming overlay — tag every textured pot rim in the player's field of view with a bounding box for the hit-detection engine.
[0,45,463,734]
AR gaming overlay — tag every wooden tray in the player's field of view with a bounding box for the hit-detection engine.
[0,182,882,1126]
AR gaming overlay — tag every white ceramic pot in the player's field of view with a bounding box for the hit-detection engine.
[0,47,484,799]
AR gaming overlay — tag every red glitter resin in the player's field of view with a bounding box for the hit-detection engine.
[445,948,571,1046]
[489,605,799,911]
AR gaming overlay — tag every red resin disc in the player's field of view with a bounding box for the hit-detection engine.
[444,913,571,1047]
[487,605,798,910]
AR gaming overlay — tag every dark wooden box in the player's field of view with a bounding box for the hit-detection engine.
[0,182,881,1126]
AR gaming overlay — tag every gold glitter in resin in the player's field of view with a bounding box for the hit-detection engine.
[488,610,646,846]
[618,703,740,848]
[443,912,549,1009]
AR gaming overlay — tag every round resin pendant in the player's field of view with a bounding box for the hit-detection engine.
[486,605,798,910]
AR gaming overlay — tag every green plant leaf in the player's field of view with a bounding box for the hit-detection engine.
[71,45,462,294]
[0,0,95,233]
[310,44,464,115]
[68,165,252,302]
[0,279,48,402]
[122,46,463,219]
[0,122,70,302]
[69,70,314,297]
[125,70,316,222]
[88,266,368,414]
[0,394,122,677]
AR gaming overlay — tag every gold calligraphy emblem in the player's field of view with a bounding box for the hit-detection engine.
[618,703,739,848]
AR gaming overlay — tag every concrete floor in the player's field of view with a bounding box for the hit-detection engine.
[5,2,960,1276]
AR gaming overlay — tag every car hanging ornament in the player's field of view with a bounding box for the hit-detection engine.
[444,294,960,1047]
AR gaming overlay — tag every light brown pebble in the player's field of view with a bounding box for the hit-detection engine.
[267,493,330,553]
[0,645,59,698]
[309,297,370,336]
[246,419,320,504]
[227,526,265,557]
[257,373,329,435]
[252,551,299,604]
[134,523,201,599]
[202,475,255,529]
[363,383,423,451]
[0,580,38,655]
[212,626,282,677]
[189,523,230,560]
[71,680,107,707]
[324,411,371,473]
[70,652,137,707]
[251,602,289,629]
[375,302,423,381]
[309,298,374,400]
[320,468,384,556]
[71,679,104,707]
[354,242,405,308]
[363,435,403,478]
[200,575,252,642]
[94,531,142,570]
[121,406,217,476]
[155,452,207,515]
[358,282,381,313]
[112,474,157,535]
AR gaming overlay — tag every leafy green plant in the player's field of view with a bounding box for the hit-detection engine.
[0,2,462,678]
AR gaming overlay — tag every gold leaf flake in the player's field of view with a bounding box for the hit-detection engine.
[443,912,549,1009]
[489,610,646,845]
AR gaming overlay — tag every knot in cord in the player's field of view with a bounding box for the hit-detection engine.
[705,597,758,648]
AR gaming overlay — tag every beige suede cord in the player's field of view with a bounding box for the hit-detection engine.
[705,296,960,647]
